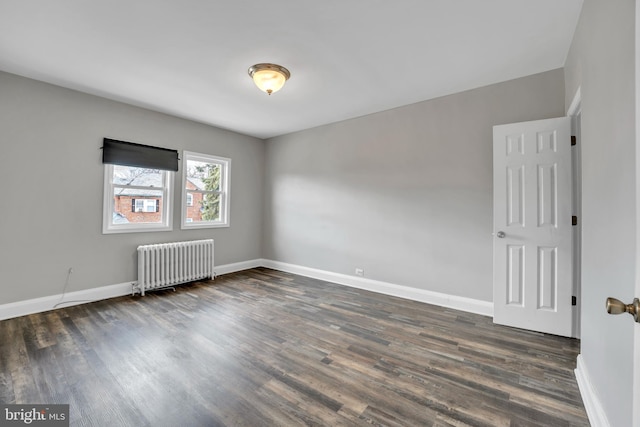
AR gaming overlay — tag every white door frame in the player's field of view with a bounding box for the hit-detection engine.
[634,1,640,423]
[568,87,582,339]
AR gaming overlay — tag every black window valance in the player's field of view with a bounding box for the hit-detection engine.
[102,138,179,172]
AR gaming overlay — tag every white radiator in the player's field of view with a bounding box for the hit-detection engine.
[135,239,214,295]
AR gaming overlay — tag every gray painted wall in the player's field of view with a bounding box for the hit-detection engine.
[263,69,565,302]
[564,0,636,425]
[0,71,264,305]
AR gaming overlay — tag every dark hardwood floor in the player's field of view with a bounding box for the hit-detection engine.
[0,268,589,426]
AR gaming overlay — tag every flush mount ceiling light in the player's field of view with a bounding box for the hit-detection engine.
[248,63,290,95]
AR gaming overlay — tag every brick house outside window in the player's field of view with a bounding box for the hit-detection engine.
[113,171,164,223]
[185,177,205,222]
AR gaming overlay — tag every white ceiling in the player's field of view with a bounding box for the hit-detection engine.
[0,0,583,139]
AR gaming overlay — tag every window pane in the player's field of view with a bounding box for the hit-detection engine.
[201,193,221,221]
[103,164,173,234]
[187,192,221,223]
[112,165,164,187]
[114,190,163,224]
[185,160,221,192]
[143,199,157,212]
[185,191,201,222]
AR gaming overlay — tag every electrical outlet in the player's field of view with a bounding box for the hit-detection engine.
[355,268,364,277]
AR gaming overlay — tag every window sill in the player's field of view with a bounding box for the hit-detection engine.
[180,222,229,230]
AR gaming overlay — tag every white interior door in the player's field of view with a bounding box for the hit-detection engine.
[493,117,573,337]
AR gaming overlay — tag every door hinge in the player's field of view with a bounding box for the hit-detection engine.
[572,296,577,306]
[572,216,578,226]
[571,135,577,146]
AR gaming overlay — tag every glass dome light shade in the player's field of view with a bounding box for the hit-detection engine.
[248,64,290,95]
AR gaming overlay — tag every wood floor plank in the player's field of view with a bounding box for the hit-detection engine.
[0,268,589,426]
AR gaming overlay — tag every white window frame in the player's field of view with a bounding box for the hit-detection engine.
[181,151,231,229]
[102,164,173,234]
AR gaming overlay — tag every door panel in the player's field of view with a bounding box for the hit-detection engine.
[507,245,524,306]
[537,163,557,227]
[537,246,557,310]
[507,166,525,226]
[493,117,573,337]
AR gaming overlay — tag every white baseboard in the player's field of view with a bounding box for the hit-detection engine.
[575,354,610,427]
[214,259,262,276]
[0,258,492,321]
[0,281,135,321]
[260,259,493,317]
[0,259,263,321]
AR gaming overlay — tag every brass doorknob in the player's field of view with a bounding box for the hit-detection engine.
[606,297,640,323]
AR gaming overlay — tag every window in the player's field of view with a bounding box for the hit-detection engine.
[134,199,144,212]
[133,199,159,213]
[103,164,173,233]
[182,151,230,229]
